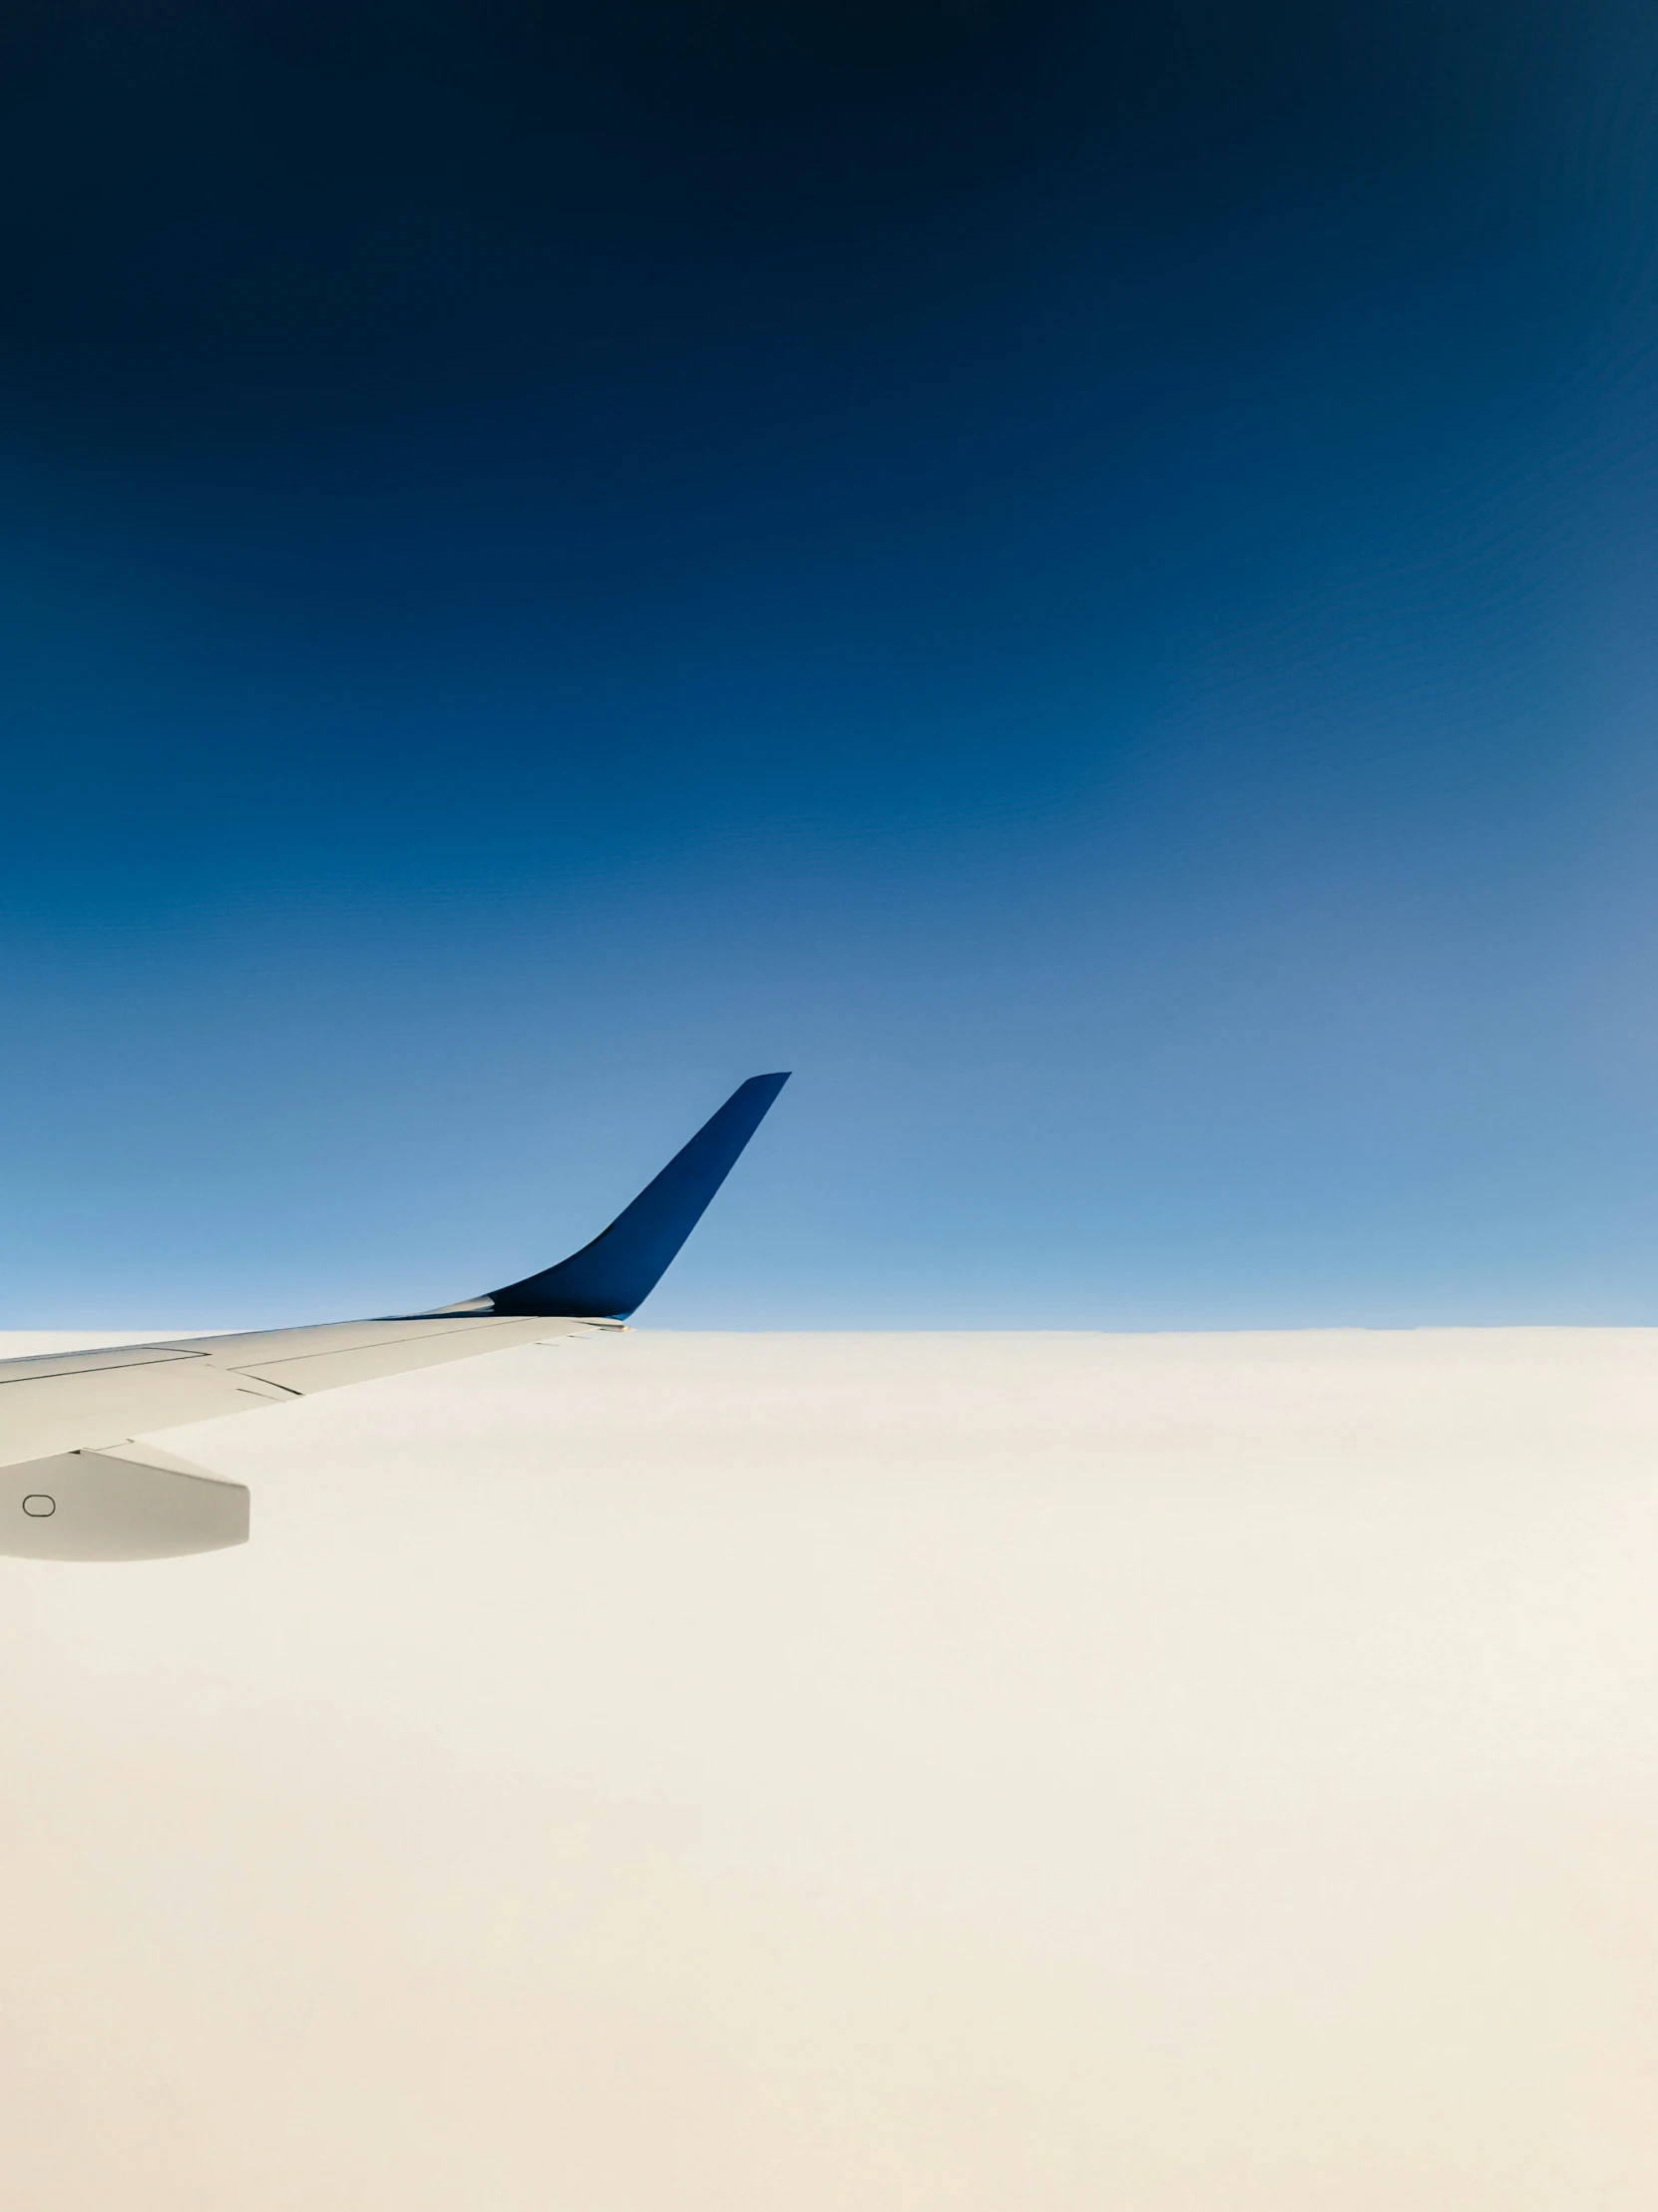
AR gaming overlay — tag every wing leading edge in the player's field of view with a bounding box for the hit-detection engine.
[0,1073,789,1559]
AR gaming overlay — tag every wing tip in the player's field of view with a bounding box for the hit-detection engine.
[483,1070,792,1320]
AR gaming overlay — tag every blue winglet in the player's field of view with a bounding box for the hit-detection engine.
[487,1073,790,1318]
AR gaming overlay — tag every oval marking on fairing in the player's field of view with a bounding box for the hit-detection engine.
[20,1495,55,1518]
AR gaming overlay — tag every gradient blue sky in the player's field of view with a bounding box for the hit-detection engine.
[2,0,1656,1327]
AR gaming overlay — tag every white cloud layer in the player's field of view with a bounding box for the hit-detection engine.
[4,1327,1657,2208]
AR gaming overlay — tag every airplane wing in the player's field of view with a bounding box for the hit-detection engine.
[0,1072,789,1562]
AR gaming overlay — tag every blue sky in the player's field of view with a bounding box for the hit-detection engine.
[2,0,1656,1327]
